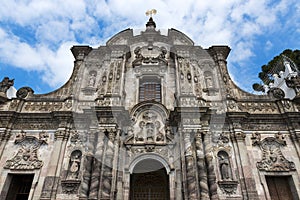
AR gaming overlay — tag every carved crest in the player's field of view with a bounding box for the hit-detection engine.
[4,131,48,170]
[252,134,295,172]
[132,45,168,67]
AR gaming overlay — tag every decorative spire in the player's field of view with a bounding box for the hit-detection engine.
[146,17,156,29]
[145,9,157,29]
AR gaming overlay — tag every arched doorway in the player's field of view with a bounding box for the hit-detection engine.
[129,158,170,200]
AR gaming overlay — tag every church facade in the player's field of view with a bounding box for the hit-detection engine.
[0,17,300,200]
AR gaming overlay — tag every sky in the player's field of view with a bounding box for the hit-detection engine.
[0,0,299,94]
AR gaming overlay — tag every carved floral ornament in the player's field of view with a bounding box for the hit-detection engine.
[251,132,295,172]
[4,130,48,170]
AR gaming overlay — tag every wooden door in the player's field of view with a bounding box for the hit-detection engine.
[266,176,294,200]
[130,168,169,200]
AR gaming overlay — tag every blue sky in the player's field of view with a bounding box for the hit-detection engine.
[0,0,299,94]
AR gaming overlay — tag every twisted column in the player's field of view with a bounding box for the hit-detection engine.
[89,129,105,199]
[203,129,218,199]
[79,130,97,198]
[100,128,116,199]
[183,129,198,199]
[79,155,93,198]
[195,131,209,199]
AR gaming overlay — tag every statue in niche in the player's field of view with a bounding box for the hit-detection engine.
[205,75,214,88]
[155,121,164,142]
[218,151,231,180]
[67,150,82,180]
[88,71,97,87]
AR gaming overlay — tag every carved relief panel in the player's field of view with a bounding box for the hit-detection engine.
[178,57,193,95]
[252,132,295,172]
[4,130,48,170]
[124,103,174,156]
[128,109,166,144]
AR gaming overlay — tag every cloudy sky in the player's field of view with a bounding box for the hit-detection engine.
[0,0,299,94]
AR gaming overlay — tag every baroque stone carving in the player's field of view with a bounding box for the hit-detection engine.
[0,77,14,94]
[218,180,238,195]
[218,151,232,180]
[268,87,285,99]
[4,130,48,170]
[66,150,82,180]
[203,71,218,95]
[0,77,14,102]
[252,135,295,172]
[183,129,198,199]
[61,179,81,194]
[132,45,168,67]
[61,150,82,195]
[16,87,34,99]
[101,128,117,198]
[285,76,300,95]
[195,132,209,199]
[79,155,93,198]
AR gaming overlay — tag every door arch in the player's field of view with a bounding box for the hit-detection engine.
[129,158,170,200]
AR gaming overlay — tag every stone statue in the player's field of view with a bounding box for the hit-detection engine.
[67,150,82,179]
[133,46,143,66]
[135,121,145,142]
[0,77,14,98]
[218,152,231,180]
[88,72,96,87]
[146,122,154,142]
[155,121,164,142]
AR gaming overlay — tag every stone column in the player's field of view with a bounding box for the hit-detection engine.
[100,127,116,199]
[79,128,97,199]
[230,122,259,199]
[88,129,106,199]
[40,127,70,200]
[203,127,218,200]
[183,129,198,200]
[79,154,93,199]
[208,46,234,99]
[195,131,210,199]
[0,128,11,159]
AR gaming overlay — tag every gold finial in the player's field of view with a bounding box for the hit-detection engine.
[145,9,157,17]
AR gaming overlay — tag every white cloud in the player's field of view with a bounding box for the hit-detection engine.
[265,40,273,51]
[0,0,299,91]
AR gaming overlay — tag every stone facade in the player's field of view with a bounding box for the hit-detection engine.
[0,18,300,200]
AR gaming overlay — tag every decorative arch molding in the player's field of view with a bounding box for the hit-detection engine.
[130,101,169,121]
[129,153,171,174]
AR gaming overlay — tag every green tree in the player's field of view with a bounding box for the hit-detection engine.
[253,49,300,91]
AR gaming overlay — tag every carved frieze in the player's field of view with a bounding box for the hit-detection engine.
[23,101,68,112]
[237,102,278,114]
[4,130,48,170]
[243,123,287,131]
